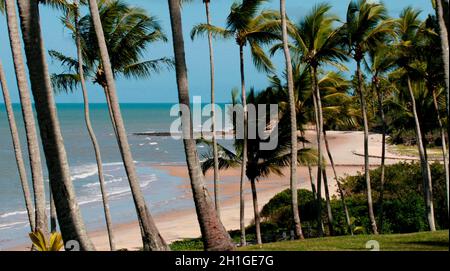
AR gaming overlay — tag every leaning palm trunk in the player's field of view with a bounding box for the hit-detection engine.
[239,44,248,246]
[301,132,317,199]
[74,2,116,251]
[0,61,35,232]
[280,0,304,240]
[321,167,334,235]
[15,0,94,250]
[356,60,378,235]
[49,191,57,232]
[204,0,221,219]
[323,130,352,235]
[87,0,167,251]
[314,68,334,236]
[167,0,234,251]
[406,77,436,231]
[375,87,387,232]
[435,0,449,215]
[432,90,449,215]
[5,0,47,237]
[311,68,324,237]
[250,178,262,244]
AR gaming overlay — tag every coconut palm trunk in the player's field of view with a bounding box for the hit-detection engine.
[313,67,334,236]
[376,85,387,232]
[167,0,234,251]
[102,85,119,138]
[15,0,94,250]
[74,2,116,251]
[432,90,449,215]
[356,59,378,235]
[406,76,436,231]
[249,178,262,244]
[49,191,57,232]
[301,132,317,199]
[239,44,248,246]
[311,68,324,237]
[323,130,353,235]
[280,0,304,240]
[407,76,436,231]
[435,0,449,215]
[203,0,221,219]
[4,0,47,237]
[0,61,35,232]
[87,0,168,251]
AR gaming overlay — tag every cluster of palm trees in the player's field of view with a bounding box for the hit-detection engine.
[0,0,448,251]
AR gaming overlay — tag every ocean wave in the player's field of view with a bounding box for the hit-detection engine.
[82,177,123,188]
[79,176,156,205]
[0,221,28,230]
[0,210,27,219]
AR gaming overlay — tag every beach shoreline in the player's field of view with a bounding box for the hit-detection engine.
[6,131,412,251]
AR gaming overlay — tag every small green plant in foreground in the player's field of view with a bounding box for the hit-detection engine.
[29,230,64,251]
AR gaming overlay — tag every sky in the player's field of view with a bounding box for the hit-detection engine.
[0,0,434,104]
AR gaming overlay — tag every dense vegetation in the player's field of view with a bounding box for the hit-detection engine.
[261,163,449,237]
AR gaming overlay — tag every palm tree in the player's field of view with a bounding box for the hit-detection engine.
[340,0,393,234]
[0,60,35,232]
[191,0,280,245]
[167,0,235,251]
[15,0,94,250]
[189,0,221,219]
[366,45,396,232]
[201,89,317,244]
[58,0,116,250]
[319,71,356,235]
[393,7,437,231]
[280,3,348,236]
[432,0,449,215]
[3,0,48,238]
[280,0,303,240]
[86,0,168,251]
[50,0,172,131]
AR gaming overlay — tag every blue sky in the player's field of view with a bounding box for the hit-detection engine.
[0,0,433,103]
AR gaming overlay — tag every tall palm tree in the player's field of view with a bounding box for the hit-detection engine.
[432,0,449,215]
[50,0,172,128]
[86,0,168,251]
[280,3,348,236]
[394,7,436,231]
[319,71,356,235]
[15,0,94,250]
[3,0,48,238]
[167,0,235,251]
[189,0,221,219]
[58,0,115,250]
[340,0,393,234]
[0,60,35,232]
[191,0,280,245]
[201,89,317,244]
[280,0,303,240]
[366,45,396,232]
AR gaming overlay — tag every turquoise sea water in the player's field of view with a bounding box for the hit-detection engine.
[0,103,231,250]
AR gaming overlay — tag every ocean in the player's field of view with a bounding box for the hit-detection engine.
[0,103,232,250]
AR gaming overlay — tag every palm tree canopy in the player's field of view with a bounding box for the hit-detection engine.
[200,88,318,181]
[340,0,394,61]
[191,0,281,72]
[50,0,173,92]
[286,3,348,70]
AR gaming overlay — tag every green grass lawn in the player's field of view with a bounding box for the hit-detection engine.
[239,230,449,251]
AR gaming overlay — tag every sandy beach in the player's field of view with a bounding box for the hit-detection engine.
[9,131,416,251]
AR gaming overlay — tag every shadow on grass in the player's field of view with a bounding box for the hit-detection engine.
[401,241,449,248]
